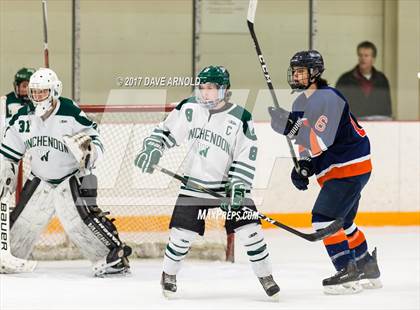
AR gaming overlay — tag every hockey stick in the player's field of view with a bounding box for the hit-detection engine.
[153,165,343,242]
[0,192,37,273]
[247,0,310,177]
[42,0,49,68]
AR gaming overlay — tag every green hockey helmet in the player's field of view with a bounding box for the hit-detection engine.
[14,67,36,99]
[197,65,230,89]
[196,65,231,109]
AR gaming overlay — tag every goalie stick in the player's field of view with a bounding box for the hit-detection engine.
[153,165,343,242]
[0,192,37,273]
[247,0,310,177]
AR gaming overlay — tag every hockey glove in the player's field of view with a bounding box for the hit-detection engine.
[220,181,246,212]
[291,158,314,191]
[0,161,18,199]
[268,107,302,138]
[134,136,163,173]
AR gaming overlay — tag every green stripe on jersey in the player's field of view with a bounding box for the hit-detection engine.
[227,174,252,186]
[0,149,20,162]
[229,166,254,180]
[184,175,227,185]
[92,140,104,153]
[1,143,24,157]
[153,129,176,145]
[232,160,255,171]
[42,169,79,185]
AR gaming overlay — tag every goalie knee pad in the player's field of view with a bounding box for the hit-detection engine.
[163,227,197,275]
[236,223,272,278]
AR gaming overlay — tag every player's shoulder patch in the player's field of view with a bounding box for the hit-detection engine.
[309,87,346,113]
[5,92,18,103]
[227,104,252,123]
[228,105,256,140]
[8,105,30,126]
[56,96,83,118]
[175,96,196,110]
[56,97,95,128]
[56,96,79,115]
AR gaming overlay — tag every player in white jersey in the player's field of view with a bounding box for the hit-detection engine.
[0,68,131,276]
[135,66,280,298]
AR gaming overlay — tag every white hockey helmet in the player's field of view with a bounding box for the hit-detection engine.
[28,68,62,117]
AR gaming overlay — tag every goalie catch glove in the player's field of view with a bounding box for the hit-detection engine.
[0,161,18,199]
[134,136,164,173]
[63,133,98,169]
[220,181,245,212]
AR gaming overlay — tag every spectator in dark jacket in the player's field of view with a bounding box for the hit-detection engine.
[336,41,392,119]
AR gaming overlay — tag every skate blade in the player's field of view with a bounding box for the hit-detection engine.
[361,278,383,289]
[162,289,176,299]
[323,281,363,295]
[94,268,131,278]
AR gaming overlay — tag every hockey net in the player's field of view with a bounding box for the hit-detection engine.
[8,104,234,261]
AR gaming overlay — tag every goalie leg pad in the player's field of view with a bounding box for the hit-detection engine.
[163,227,197,275]
[10,177,56,259]
[53,176,117,262]
[56,176,131,276]
[10,176,41,227]
[236,223,272,278]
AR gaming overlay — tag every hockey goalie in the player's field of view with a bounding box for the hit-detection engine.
[0,68,131,276]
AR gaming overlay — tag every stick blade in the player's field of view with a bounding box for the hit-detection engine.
[309,218,344,241]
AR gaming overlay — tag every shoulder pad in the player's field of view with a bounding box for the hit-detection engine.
[228,105,256,140]
[175,96,196,110]
[9,105,30,126]
[56,97,81,117]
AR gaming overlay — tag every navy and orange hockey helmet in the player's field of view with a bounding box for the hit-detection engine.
[287,50,324,90]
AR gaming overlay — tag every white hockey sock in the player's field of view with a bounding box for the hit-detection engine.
[236,223,272,278]
[163,228,197,275]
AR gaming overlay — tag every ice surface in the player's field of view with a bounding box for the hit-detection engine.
[1,227,419,310]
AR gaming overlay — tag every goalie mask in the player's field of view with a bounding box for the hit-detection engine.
[195,65,231,109]
[28,68,62,117]
[287,50,324,91]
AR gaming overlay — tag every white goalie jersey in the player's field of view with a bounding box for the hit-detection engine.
[152,97,258,199]
[0,97,104,184]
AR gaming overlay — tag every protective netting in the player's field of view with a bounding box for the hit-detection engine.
[16,105,231,261]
